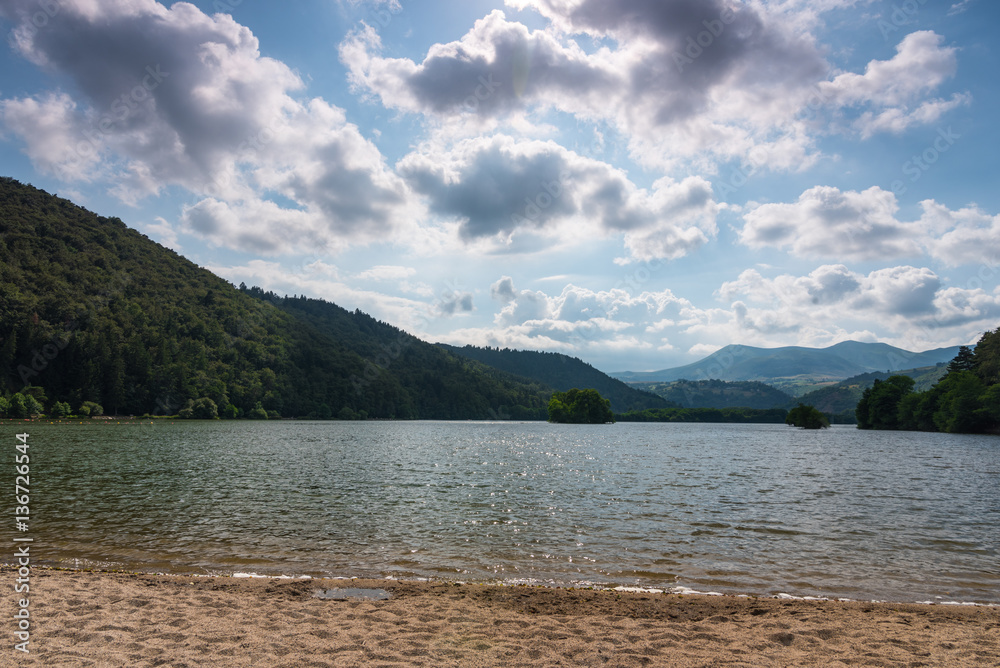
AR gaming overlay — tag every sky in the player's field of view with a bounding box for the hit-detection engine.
[1,0,998,373]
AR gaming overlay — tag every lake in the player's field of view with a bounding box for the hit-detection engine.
[7,420,999,604]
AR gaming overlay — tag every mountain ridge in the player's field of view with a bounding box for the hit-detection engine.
[611,342,963,390]
[437,344,669,413]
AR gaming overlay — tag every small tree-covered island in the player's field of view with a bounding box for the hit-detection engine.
[548,389,615,424]
[786,403,830,429]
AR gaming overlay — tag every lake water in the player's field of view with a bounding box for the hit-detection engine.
[7,420,999,604]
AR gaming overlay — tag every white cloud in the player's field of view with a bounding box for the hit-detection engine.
[397,134,717,261]
[820,31,957,107]
[490,276,518,303]
[343,4,963,172]
[947,0,975,16]
[739,186,926,260]
[919,201,1000,268]
[357,265,416,281]
[0,0,416,252]
[739,187,1000,268]
[816,31,967,138]
[716,264,1000,350]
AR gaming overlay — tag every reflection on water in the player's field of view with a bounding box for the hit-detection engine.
[10,420,1000,603]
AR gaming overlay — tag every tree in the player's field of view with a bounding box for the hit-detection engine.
[785,403,830,429]
[947,345,976,374]
[7,393,28,418]
[933,371,987,433]
[247,401,268,420]
[856,376,914,430]
[972,328,1000,385]
[547,388,615,424]
[51,401,72,418]
[78,401,104,417]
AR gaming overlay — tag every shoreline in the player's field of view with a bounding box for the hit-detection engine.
[10,562,1000,609]
[3,566,998,666]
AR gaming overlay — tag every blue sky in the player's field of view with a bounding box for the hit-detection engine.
[1,0,998,373]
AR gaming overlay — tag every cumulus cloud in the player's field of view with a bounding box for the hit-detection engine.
[0,0,414,252]
[397,134,717,260]
[918,201,1000,268]
[718,264,1000,348]
[739,187,1000,267]
[430,264,998,370]
[739,186,927,260]
[341,12,616,121]
[816,31,968,137]
[342,3,963,171]
[490,276,518,303]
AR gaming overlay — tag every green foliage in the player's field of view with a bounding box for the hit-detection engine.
[859,328,1000,434]
[336,406,361,420]
[547,388,615,424]
[0,395,8,417]
[51,400,71,417]
[247,402,268,420]
[0,179,553,421]
[616,407,787,423]
[179,397,219,419]
[947,345,976,374]
[785,403,830,429]
[4,392,42,418]
[973,328,1000,385]
[932,371,987,433]
[636,379,791,409]
[856,376,915,430]
[78,401,103,417]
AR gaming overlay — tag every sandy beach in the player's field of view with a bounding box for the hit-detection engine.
[2,567,998,667]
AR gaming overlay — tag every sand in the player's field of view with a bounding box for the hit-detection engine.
[2,567,998,667]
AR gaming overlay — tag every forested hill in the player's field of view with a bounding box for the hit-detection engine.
[436,344,670,413]
[630,379,793,410]
[0,177,550,419]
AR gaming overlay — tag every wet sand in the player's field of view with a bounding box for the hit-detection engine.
[2,567,998,667]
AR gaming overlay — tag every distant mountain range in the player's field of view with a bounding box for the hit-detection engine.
[629,379,793,410]
[437,344,668,413]
[612,341,962,394]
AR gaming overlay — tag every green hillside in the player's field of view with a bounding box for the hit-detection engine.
[437,344,669,413]
[631,379,792,409]
[793,364,950,417]
[0,177,550,419]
